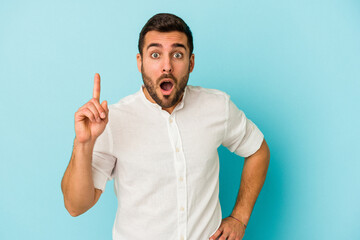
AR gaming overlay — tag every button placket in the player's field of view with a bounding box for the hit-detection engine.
[167,115,187,240]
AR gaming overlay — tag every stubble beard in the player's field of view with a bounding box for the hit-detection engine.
[141,64,190,109]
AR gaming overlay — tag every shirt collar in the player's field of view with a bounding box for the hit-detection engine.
[139,85,188,113]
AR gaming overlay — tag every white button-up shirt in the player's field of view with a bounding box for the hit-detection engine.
[92,85,264,240]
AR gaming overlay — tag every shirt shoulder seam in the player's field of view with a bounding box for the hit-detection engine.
[187,85,228,97]
[110,91,141,110]
[221,93,230,144]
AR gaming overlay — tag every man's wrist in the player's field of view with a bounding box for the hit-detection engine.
[74,137,95,149]
[230,211,250,226]
[229,215,247,229]
[73,138,96,160]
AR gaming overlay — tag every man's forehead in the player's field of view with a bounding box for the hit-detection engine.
[143,31,188,49]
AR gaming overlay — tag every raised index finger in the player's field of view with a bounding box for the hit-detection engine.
[93,73,101,100]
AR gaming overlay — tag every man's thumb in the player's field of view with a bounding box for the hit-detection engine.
[101,100,108,113]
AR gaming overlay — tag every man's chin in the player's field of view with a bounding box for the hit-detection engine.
[158,99,176,109]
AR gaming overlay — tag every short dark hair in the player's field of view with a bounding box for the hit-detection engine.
[138,13,193,56]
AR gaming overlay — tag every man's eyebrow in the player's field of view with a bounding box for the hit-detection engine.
[146,43,187,50]
[172,43,187,50]
[147,43,162,50]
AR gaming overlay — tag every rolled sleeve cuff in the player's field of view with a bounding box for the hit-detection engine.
[92,167,108,192]
[234,127,264,158]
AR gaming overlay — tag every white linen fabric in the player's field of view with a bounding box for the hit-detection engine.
[92,85,264,240]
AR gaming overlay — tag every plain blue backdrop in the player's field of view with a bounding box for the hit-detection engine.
[0,0,359,239]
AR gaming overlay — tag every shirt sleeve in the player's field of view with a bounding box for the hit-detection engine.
[221,96,264,157]
[92,123,117,192]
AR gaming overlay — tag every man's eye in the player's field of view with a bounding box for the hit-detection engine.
[151,53,160,58]
[174,53,183,58]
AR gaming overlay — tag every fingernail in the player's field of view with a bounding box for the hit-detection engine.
[101,112,106,118]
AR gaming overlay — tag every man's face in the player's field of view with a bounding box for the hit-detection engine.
[137,31,195,111]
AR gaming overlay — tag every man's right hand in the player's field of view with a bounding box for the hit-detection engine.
[74,73,109,144]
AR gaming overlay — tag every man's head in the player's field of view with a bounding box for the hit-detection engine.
[138,13,193,57]
[137,13,195,113]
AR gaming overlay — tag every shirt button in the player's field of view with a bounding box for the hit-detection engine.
[176,148,180,152]
[180,236,184,240]
[180,206,184,211]
[179,176,183,182]
[169,118,173,123]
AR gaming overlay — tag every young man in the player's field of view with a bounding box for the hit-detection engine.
[61,13,270,240]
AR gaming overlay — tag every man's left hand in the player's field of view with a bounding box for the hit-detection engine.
[209,217,246,240]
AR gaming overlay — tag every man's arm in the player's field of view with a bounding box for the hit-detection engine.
[61,139,103,217]
[231,139,270,225]
[61,73,109,217]
[210,139,270,240]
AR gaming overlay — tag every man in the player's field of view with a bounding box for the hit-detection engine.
[61,13,270,240]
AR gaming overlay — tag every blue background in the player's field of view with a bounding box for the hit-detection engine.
[1,0,359,239]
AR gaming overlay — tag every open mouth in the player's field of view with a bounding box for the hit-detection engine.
[159,79,174,95]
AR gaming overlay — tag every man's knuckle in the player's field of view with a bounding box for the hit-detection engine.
[223,227,230,232]
[84,102,91,108]
[75,110,83,116]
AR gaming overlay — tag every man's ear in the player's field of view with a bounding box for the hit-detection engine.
[189,54,195,73]
[136,53,142,73]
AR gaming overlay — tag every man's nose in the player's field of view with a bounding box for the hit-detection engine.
[162,57,172,73]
